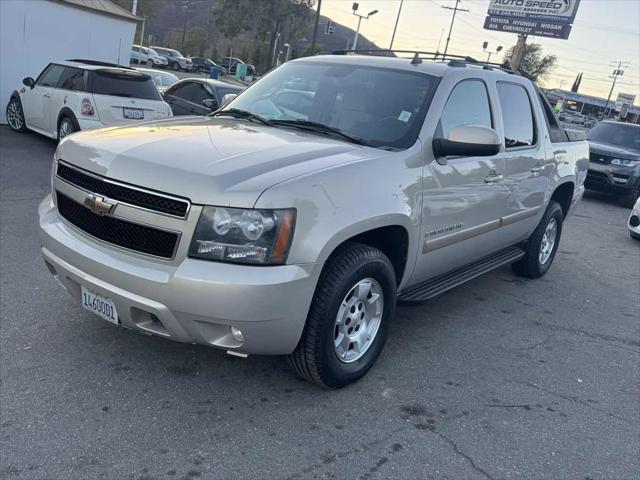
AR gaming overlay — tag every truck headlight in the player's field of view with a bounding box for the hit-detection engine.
[611,159,640,167]
[188,207,296,265]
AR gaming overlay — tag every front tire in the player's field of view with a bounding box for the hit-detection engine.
[512,201,564,278]
[6,96,27,133]
[287,242,396,388]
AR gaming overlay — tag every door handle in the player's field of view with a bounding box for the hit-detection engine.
[43,93,51,98]
[484,173,504,183]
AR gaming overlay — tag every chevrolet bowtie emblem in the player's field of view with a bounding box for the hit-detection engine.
[83,194,116,216]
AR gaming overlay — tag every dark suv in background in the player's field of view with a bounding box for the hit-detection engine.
[586,121,640,207]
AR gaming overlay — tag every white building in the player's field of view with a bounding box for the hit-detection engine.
[0,0,140,124]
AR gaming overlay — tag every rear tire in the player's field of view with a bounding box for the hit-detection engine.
[287,242,396,388]
[512,201,564,279]
[6,96,27,133]
[57,115,78,142]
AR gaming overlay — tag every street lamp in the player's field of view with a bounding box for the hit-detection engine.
[351,3,378,50]
[482,41,502,62]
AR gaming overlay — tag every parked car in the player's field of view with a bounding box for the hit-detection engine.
[163,79,244,115]
[134,67,179,93]
[130,44,148,65]
[559,111,588,125]
[150,47,193,71]
[218,57,255,76]
[38,54,588,388]
[585,121,640,207]
[6,60,172,141]
[190,57,226,75]
[145,47,169,68]
[629,197,640,240]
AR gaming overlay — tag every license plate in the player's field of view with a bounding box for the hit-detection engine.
[81,286,118,324]
[123,108,144,120]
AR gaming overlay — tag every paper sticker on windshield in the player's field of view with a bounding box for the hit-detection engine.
[398,111,412,123]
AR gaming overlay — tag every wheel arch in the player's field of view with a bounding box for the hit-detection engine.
[550,181,575,218]
[56,107,81,134]
[316,216,415,288]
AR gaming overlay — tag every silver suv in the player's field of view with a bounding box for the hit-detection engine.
[39,54,588,387]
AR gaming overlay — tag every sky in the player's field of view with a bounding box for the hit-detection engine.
[320,0,640,104]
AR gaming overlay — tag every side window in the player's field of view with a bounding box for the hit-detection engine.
[538,91,569,143]
[36,64,65,87]
[438,80,492,139]
[58,67,85,91]
[169,82,211,104]
[497,83,536,148]
[132,46,140,52]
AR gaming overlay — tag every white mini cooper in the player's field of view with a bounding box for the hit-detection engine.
[6,60,172,141]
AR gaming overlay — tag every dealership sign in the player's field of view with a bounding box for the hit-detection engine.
[484,0,581,40]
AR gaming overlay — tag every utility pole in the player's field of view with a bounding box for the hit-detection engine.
[139,16,146,46]
[389,0,404,50]
[604,60,630,117]
[132,0,138,15]
[310,0,322,55]
[181,1,190,51]
[510,34,527,71]
[441,0,468,58]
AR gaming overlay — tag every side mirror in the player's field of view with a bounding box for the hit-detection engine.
[22,77,35,88]
[221,93,237,107]
[433,125,501,163]
[202,98,218,110]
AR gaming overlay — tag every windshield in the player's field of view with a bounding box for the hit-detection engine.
[148,48,159,56]
[588,122,640,151]
[150,71,179,87]
[224,61,439,149]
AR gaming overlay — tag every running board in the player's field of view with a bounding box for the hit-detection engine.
[398,246,525,303]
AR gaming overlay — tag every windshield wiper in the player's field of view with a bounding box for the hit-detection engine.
[211,108,272,126]
[270,119,366,146]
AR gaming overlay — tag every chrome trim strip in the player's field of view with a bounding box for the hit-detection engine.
[423,219,500,253]
[499,206,540,227]
[57,160,191,219]
[56,191,182,261]
[423,207,541,253]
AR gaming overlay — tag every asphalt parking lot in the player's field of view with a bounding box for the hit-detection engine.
[1,125,638,480]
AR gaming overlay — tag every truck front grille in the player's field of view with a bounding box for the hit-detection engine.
[56,192,179,259]
[57,162,189,217]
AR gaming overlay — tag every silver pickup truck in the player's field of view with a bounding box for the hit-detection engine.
[38,54,588,388]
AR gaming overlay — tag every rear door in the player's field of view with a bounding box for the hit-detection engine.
[23,63,65,133]
[164,81,214,116]
[496,82,549,242]
[88,69,166,124]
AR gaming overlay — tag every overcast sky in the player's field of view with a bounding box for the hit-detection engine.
[321,0,640,104]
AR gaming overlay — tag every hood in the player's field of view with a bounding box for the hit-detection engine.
[588,140,640,160]
[56,116,373,208]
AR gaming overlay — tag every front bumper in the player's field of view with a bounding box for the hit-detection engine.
[585,162,640,194]
[39,195,319,355]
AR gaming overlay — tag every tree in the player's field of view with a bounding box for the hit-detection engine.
[184,27,208,56]
[504,42,557,83]
[210,0,315,70]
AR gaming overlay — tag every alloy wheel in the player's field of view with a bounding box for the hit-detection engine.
[539,218,558,265]
[7,99,24,131]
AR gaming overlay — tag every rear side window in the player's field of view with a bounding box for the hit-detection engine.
[439,80,492,139]
[58,67,86,91]
[169,82,212,104]
[537,91,569,143]
[497,83,535,148]
[88,70,161,100]
[36,64,65,87]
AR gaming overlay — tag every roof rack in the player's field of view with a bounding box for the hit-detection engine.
[66,59,133,69]
[325,49,519,75]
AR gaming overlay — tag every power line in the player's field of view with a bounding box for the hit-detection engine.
[441,0,468,58]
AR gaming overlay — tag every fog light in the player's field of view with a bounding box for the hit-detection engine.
[630,215,640,228]
[230,326,244,342]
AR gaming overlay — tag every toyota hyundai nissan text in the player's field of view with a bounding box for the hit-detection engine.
[38,55,589,388]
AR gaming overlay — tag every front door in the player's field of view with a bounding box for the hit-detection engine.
[412,79,510,282]
[23,63,64,133]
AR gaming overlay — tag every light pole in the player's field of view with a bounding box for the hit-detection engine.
[389,0,404,50]
[351,3,378,50]
[482,42,502,62]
